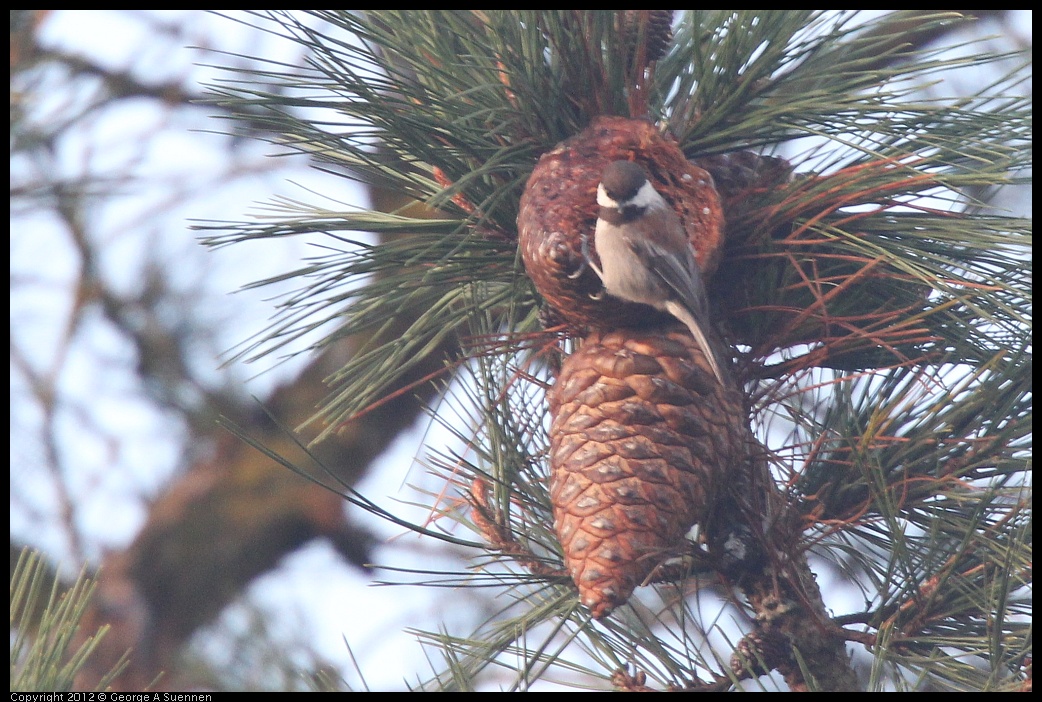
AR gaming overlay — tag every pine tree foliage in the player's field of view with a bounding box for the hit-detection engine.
[10,549,128,692]
[201,11,1030,691]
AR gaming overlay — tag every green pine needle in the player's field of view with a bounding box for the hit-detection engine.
[202,11,1029,691]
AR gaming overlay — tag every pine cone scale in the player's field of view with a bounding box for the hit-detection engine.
[549,329,741,618]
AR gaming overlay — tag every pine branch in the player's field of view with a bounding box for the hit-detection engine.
[205,10,1030,691]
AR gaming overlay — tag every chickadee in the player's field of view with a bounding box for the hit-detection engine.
[589,160,726,385]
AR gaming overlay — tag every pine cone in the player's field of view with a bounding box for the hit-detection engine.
[693,151,794,247]
[518,116,724,332]
[730,628,790,678]
[548,327,747,618]
[694,151,935,362]
[619,10,675,65]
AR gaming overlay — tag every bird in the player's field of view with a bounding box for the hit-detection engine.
[588,160,726,385]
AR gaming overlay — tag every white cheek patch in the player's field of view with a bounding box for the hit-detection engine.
[596,180,663,210]
[629,180,662,209]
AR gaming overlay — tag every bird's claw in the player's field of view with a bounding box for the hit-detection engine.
[569,231,596,280]
[569,231,606,299]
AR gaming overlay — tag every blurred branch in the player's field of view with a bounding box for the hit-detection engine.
[11,10,462,690]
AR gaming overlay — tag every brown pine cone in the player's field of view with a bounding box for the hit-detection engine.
[694,152,793,216]
[730,627,791,678]
[518,116,724,333]
[548,327,747,618]
[619,10,675,65]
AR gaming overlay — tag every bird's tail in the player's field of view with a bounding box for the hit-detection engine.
[664,301,726,385]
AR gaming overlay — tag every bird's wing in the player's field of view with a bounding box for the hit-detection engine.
[623,235,711,320]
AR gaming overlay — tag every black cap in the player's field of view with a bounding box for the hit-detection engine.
[600,161,648,203]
